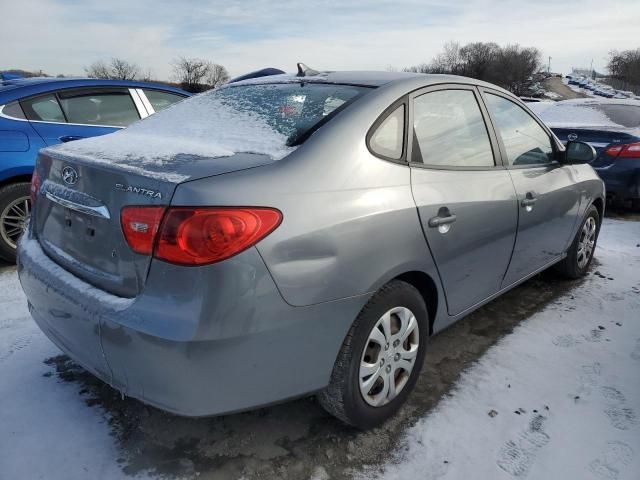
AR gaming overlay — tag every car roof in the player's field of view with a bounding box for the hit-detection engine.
[225,70,513,93]
[0,76,189,102]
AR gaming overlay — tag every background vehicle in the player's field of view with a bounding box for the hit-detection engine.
[530,98,640,208]
[0,75,189,261]
[19,70,604,429]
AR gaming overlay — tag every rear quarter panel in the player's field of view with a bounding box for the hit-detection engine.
[171,85,443,310]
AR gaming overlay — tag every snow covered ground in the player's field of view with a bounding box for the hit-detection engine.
[363,218,640,480]
[1,218,638,479]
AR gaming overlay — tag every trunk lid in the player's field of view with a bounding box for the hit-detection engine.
[32,149,275,297]
[550,126,640,167]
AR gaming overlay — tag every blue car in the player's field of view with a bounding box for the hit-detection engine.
[531,99,640,208]
[0,75,189,261]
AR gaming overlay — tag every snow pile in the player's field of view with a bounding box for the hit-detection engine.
[44,89,296,181]
[362,219,640,480]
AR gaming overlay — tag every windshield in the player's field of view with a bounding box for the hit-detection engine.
[216,83,370,145]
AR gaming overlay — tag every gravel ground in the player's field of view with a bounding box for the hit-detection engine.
[543,77,588,100]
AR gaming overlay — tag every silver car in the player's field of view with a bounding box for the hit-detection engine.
[18,70,604,429]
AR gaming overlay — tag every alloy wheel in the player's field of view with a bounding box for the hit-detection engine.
[359,306,420,407]
[577,216,597,269]
[0,196,31,250]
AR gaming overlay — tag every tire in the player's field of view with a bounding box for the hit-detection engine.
[554,204,600,279]
[0,182,31,263]
[632,199,640,212]
[318,280,428,429]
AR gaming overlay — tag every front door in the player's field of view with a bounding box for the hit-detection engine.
[409,86,518,316]
[481,90,581,287]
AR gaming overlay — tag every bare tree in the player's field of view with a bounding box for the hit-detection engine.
[404,41,541,95]
[85,58,140,80]
[206,63,230,88]
[171,57,211,92]
[85,60,111,79]
[110,58,140,80]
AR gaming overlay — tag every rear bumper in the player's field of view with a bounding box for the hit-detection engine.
[594,164,640,201]
[18,234,368,416]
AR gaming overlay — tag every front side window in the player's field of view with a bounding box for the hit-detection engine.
[369,105,405,159]
[412,89,494,167]
[485,93,554,166]
[142,89,185,112]
[21,94,65,123]
[58,91,140,127]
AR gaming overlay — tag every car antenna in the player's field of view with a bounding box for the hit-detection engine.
[297,63,320,77]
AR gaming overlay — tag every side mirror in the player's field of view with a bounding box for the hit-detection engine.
[565,141,596,164]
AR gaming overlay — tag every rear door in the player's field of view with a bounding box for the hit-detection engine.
[408,85,518,316]
[20,87,145,145]
[480,89,581,286]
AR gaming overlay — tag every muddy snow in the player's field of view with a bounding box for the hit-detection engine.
[0,217,638,479]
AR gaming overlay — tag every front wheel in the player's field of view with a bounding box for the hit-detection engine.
[318,280,428,429]
[0,182,31,263]
[554,204,600,279]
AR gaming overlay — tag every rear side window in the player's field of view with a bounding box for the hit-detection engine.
[58,91,140,127]
[412,89,494,167]
[369,105,405,160]
[21,94,65,123]
[142,89,185,112]
[1,101,26,120]
[485,93,553,166]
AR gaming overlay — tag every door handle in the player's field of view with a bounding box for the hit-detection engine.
[521,193,538,207]
[428,207,457,228]
[59,135,84,143]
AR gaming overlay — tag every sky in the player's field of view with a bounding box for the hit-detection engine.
[1,0,638,80]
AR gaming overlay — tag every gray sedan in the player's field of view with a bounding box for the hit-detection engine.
[18,69,604,429]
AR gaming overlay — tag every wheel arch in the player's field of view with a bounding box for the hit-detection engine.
[393,270,439,336]
[591,196,604,222]
[0,174,33,190]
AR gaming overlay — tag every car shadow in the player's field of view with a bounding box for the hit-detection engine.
[42,268,589,480]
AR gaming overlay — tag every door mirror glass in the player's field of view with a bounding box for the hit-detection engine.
[565,141,596,164]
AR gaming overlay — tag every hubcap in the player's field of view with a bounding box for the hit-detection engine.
[577,216,597,269]
[0,196,31,250]
[359,306,420,407]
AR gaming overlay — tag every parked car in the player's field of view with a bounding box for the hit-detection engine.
[530,98,640,208]
[18,69,604,429]
[0,75,189,261]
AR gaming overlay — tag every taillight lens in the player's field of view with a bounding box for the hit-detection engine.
[120,206,282,265]
[155,207,282,265]
[121,206,166,255]
[30,169,41,204]
[605,142,640,158]
[618,142,640,158]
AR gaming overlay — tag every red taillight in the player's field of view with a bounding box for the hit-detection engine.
[618,142,640,158]
[605,142,640,158]
[121,206,282,265]
[121,206,166,255]
[155,207,282,265]
[30,170,41,204]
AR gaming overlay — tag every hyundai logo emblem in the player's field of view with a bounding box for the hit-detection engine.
[567,133,578,141]
[62,166,79,185]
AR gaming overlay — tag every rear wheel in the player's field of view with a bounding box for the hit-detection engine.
[554,205,600,279]
[318,280,428,429]
[0,182,31,263]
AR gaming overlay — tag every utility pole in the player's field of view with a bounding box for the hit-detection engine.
[548,56,552,73]
[590,59,594,79]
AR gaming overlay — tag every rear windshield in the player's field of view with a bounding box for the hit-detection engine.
[216,83,370,145]
[534,102,640,129]
[593,104,640,128]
